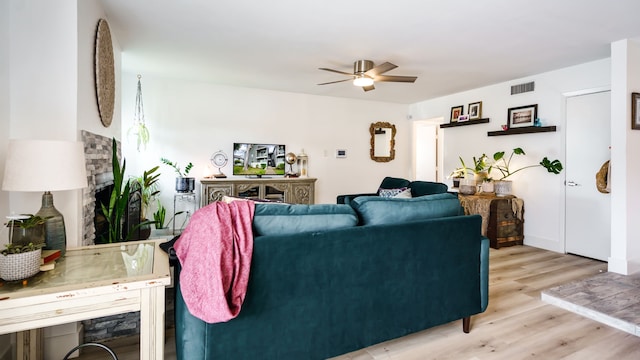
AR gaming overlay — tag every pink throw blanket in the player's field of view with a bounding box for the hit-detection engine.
[174,200,255,323]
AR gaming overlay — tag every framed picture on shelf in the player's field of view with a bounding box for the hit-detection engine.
[450,105,463,122]
[468,101,482,120]
[632,93,640,130]
[508,104,537,129]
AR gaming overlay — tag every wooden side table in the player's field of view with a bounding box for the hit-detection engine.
[0,240,171,360]
[458,193,524,249]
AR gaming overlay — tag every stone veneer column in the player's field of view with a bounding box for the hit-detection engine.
[80,130,120,246]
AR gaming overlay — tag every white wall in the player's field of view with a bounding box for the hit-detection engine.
[610,39,640,274]
[408,59,611,253]
[120,73,411,207]
[3,0,120,250]
[0,0,12,356]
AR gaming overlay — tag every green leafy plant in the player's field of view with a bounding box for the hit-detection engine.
[5,215,47,229]
[448,154,491,179]
[152,200,184,229]
[492,147,563,180]
[127,122,150,152]
[99,138,132,243]
[160,158,193,177]
[1,242,44,255]
[153,200,166,229]
[131,165,161,220]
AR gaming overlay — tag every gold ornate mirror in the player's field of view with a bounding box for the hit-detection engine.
[369,122,396,162]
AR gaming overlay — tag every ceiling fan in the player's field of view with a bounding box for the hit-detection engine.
[318,60,417,92]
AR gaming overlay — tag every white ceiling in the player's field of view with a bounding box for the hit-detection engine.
[99,0,640,104]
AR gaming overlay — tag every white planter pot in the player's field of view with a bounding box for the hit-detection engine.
[481,181,495,193]
[494,180,513,196]
[0,248,42,281]
[459,178,477,195]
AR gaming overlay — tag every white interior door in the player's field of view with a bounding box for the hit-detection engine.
[565,91,611,261]
[413,121,438,181]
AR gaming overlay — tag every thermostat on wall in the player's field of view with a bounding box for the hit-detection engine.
[336,149,347,158]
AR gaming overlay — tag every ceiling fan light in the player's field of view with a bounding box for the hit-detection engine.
[353,76,374,87]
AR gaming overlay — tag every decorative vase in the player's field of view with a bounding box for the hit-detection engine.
[175,177,195,193]
[0,248,42,281]
[139,221,151,240]
[459,178,477,195]
[494,180,513,196]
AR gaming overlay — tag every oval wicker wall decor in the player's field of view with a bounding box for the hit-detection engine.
[95,18,115,127]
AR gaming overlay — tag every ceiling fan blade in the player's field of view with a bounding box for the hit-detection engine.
[374,75,417,83]
[364,62,397,77]
[317,78,352,85]
[362,84,375,92]
[319,68,354,76]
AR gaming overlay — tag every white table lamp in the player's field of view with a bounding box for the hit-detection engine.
[2,140,88,255]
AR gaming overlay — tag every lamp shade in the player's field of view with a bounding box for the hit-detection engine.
[2,140,88,192]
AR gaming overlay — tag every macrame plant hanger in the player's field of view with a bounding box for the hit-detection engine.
[129,74,150,151]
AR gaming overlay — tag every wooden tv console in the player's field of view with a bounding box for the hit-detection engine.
[200,177,317,206]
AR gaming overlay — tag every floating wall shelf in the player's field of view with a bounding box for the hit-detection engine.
[487,126,556,136]
[439,118,490,128]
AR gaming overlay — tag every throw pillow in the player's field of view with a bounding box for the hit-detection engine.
[393,188,412,198]
[378,187,408,198]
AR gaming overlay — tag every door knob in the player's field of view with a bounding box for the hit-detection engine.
[566,181,581,187]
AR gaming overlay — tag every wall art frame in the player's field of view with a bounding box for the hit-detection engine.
[468,101,483,120]
[632,93,640,130]
[450,105,463,123]
[508,104,537,129]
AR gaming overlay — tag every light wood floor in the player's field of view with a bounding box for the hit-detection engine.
[76,245,640,359]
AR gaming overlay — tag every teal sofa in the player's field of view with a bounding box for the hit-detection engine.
[174,193,489,360]
[336,176,449,205]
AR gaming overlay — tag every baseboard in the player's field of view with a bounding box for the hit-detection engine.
[523,234,564,254]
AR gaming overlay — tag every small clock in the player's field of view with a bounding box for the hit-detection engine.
[210,150,228,178]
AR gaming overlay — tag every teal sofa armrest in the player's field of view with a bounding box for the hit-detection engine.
[336,177,411,204]
[336,192,377,205]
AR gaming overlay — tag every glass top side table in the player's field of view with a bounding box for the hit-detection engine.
[0,240,171,360]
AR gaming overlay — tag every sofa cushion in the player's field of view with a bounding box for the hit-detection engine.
[350,193,463,225]
[377,177,411,194]
[408,181,449,197]
[253,203,358,236]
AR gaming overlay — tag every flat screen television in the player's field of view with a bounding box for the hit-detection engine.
[233,143,286,177]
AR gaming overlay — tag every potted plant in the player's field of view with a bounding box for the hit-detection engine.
[449,154,491,195]
[131,166,161,240]
[151,200,184,237]
[1,217,45,281]
[127,121,150,152]
[481,177,495,193]
[491,147,563,196]
[161,158,195,193]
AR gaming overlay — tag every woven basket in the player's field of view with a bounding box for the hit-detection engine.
[0,248,41,281]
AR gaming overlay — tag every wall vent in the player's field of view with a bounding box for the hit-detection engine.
[511,81,535,95]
